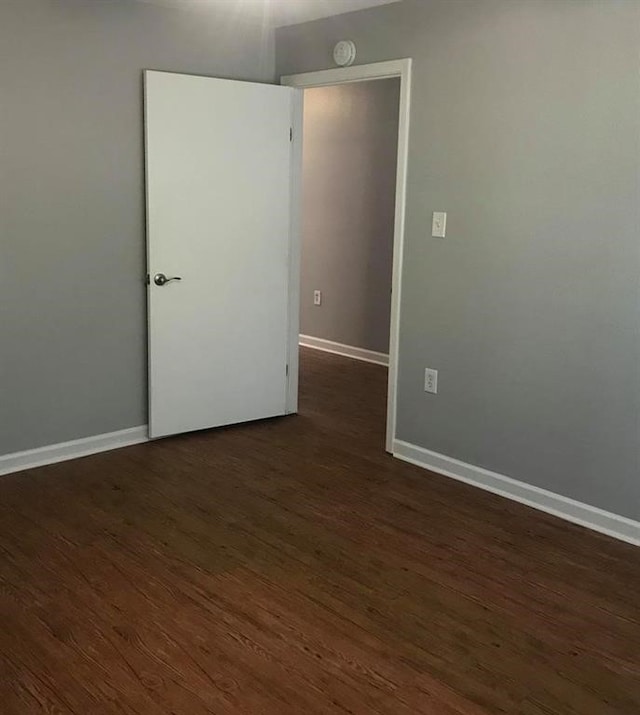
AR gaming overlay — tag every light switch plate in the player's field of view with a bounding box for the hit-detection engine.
[432,211,447,238]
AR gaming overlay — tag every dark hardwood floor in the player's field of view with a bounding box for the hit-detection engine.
[1,347,639,714]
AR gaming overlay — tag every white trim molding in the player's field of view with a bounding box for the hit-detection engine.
[393,440,640,547]
[282,58,412,453]
[0,426,149,477]
[300,335,389,366]
[282,59,411,87]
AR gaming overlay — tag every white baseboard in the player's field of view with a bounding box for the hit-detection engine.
[0,426,149,477]
[299,335,389,366]
[393,439,640,547]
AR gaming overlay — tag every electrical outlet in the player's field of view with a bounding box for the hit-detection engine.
[313,290,322,306]
[424,368,438,394]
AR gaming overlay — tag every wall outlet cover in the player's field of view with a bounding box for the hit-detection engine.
[424,368,438,394]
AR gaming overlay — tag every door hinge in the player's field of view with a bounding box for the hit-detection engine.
[286,364,289,376]
[289,127,293,142]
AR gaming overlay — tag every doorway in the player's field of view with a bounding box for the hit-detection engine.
[282,60,412,452]
[143,64,410,448]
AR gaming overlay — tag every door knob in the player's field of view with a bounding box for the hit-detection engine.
[154,273,182,286]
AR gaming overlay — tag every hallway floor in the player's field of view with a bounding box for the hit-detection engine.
[1,348,639,713]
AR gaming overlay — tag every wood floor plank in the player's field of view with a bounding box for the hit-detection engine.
[1,347,639,713]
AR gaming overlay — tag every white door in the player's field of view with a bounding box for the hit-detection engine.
[145,71,299,439]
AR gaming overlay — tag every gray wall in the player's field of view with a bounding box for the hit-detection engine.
[301,80,399,353]
[0,0,273,454]
[277,0,640,520]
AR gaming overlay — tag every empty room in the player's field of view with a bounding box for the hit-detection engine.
[1,1,639,713]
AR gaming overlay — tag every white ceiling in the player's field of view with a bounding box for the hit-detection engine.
[136,0,402,27]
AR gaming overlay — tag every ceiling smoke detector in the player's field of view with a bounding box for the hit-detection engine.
[333,40,357,67]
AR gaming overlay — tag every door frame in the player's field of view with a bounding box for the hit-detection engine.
[281,59,412,453]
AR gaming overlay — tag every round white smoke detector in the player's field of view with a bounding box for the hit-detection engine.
[333,40,357,67]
